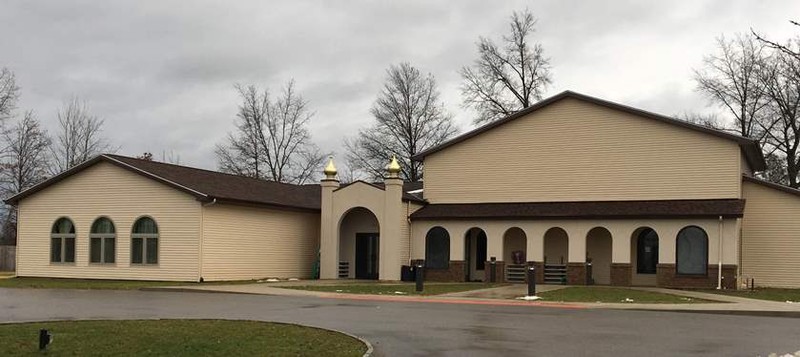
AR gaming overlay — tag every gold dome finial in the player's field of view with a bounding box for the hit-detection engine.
[387,155,401,177]
[323,156,337,179]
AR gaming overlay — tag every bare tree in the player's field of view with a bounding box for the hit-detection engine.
[676,112,730,132]
[1,112,51,244]
[694,34,770,139]
[0,68,20,123]
[49,97,116,174]
[753,20,800,61]
[758,46,800,187]
[460,9,552,124]
[216,81,325,184]
[346,62,457,181]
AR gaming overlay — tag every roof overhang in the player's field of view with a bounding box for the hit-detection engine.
[409,199,745,221]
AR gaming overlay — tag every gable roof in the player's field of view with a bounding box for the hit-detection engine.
[5,154,321,211]
[411,91,767,171]
[333,180,426,203]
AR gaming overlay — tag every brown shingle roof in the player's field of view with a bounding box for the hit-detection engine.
[409,199,746,220]
[5,154,321,211]
[411,91,767,171]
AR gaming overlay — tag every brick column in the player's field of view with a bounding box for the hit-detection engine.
[610,263,632,286]
[567,263,587,285]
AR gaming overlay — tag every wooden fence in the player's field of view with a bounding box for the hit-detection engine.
[0,245,15,271]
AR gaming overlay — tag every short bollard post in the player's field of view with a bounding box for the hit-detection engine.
[527,265,536,297]
[415,264,424,292]
[39,329,52,351]
[489,257,497,283]
[586,261,593,285]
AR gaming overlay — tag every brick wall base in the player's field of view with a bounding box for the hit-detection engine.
[530,261,545,284]
[567,263,588,285]
[656,264,737,289]
[611,263,632,286]
[424,260,466,282]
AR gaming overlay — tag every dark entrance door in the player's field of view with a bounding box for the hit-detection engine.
[637,229,659,274]
[355,233,379,279]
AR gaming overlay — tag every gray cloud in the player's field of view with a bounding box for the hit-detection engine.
[1,0,798,169]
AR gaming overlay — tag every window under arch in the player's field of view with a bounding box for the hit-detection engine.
[636,228,659,274]
[50,218,76,263]
[676,226,708,275]
[425,227,450,269]
[131,217,159,264]
[90,217,116,264]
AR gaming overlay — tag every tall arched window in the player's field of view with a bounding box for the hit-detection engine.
[676,226,708,275]
[425,227,450,269]
[636,228,659,274]
[90,217,116,264]
[51,218,76,263]
[131,217,158,264]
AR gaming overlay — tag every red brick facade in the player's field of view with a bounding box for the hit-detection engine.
[424,260,466,282]
[656,264,737,289]
[610,263,632,286]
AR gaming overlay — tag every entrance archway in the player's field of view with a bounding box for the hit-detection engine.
[338,207,380,279]
[503,227,527,283]
[631,227,659,286]
[586,227,612,285]
[543,227,569,284]
[464,227,487,282]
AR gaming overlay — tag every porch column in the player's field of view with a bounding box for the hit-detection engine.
[381,156,404,281]
[319,158,340,279]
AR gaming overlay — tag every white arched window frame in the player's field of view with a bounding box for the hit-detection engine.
[131,217,159,265]
[90,217,116,264]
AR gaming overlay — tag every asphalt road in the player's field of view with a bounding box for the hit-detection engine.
[1,288,799,356]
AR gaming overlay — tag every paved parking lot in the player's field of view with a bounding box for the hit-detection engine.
[2,288,799,356]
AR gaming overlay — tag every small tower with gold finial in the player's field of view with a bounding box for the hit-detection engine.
[323,156,338,180]
[386,155,401,179]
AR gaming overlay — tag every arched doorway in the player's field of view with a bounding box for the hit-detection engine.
[631,227,659,286]
[586,227,612,285]
[464,227,487,282]
[503,227,527,283]
[338,207,380,279]
[543,227,569,284]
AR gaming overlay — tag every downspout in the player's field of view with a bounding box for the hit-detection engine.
[406,201,412,264]
[717,215,723,290]
[199,198,218,282]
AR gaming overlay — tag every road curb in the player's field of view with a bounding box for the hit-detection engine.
[628,308,800,318]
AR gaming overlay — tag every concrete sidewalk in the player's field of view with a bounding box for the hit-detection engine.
[149,281,800,315]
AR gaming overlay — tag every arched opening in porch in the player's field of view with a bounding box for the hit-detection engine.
[586,227,612,285]
[543,227,569,284]
[464,227,487,282]
[338,207,380,279]
[631,226,659,286]
[503,227,527,283]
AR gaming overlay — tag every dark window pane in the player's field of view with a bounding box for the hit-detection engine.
[90,238,102,263]
[133,218,158,234]
[104,238,116,263]
[677,227,708,275]
[425,227,450,269]
[52,218,75,234]
[146,238,158,264]
[64,238,75,263]
[91,218,115,234]
[131,238,143,264]
[637,229,659,274]
[51,238,61,262]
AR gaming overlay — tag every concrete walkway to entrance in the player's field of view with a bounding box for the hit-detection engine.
[150,281,800,315]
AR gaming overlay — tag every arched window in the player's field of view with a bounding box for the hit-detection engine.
[131,217,158,264]
[50,218,76,263]
[425,227,450,269]
[676,226,708,275]
[90,217,116,264]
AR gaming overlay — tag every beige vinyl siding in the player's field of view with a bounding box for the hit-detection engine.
[201,203,319,281]
[741,181,800,288]
[399,202,423,266]
[16,162,201,281]
[424,98,742,203]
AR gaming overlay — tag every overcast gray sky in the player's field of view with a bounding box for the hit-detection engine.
[2,1,798,170]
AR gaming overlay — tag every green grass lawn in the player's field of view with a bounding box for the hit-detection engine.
[0,320,366,356]
[283,282,506,296]
[537,287,712,303]
[0,277,256,290]
[698,288,800,302]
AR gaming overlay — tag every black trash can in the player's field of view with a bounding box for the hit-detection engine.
[401,265,415,282]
